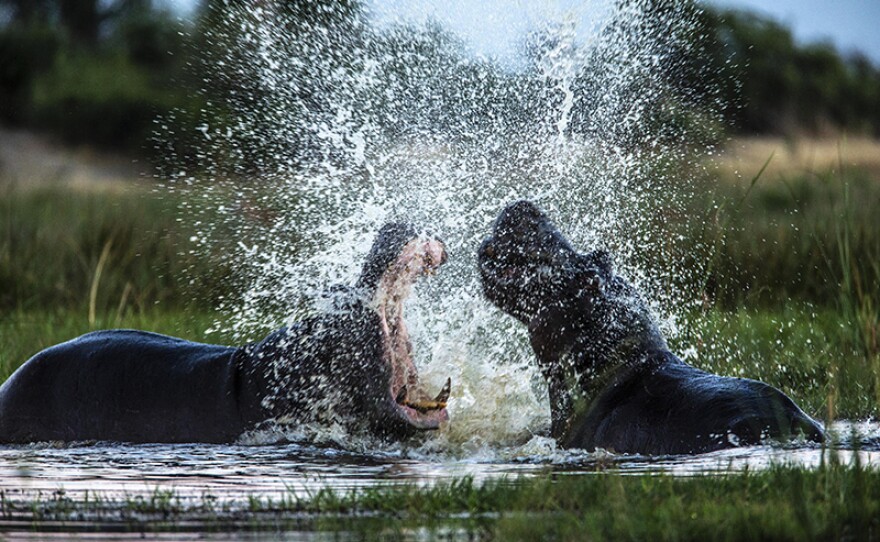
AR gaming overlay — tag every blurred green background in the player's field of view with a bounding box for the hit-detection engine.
[2,0,880,159]
[0,0,878,418]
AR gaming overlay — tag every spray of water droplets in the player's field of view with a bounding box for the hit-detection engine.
[173,0,715,452]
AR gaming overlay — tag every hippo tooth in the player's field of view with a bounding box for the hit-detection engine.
[403,399,446,413]
[395,385,408,404]
[434,377,451,403]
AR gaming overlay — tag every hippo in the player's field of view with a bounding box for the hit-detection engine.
[0,223,450,444]
[478,201,824,455]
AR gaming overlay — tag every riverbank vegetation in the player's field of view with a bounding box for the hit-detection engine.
[1,460,877,540]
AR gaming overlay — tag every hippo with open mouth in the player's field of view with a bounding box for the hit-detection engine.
[0,223,450,444]
[478,201,824,455]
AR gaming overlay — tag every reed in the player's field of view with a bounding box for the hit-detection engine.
[0,182,229,313]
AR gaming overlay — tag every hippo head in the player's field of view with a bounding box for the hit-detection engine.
[477,200,665,389]
[350,222,451,437]
[477,201,611,326]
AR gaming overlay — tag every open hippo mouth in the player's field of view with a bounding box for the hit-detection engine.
[372,233,451,430]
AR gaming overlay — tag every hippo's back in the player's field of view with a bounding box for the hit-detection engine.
[569,353,824,455]
[0,330,244,444]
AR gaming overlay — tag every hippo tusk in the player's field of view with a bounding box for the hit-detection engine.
[399,378,451,413]
[434,377,451,403]
[402,399,448,413]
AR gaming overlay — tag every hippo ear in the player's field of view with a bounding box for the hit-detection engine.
[587,249,613,275]
[318,284,362,313]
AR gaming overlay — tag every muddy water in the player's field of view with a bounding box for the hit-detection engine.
[1,421,878,507]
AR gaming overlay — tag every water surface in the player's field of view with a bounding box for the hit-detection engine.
[2,421,877,507]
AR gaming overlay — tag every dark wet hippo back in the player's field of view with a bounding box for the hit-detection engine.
[0,331,245,443]
[564,352,824,454]
[479,200,824,455]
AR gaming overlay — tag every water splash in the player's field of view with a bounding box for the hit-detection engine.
[174,0,710,450]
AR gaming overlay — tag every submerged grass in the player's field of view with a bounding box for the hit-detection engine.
[2,462,878,540]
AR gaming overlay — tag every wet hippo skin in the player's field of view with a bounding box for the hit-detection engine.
[478,201,824,455]
[0,223,450,444]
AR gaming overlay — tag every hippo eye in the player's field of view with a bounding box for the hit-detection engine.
[582,270,604,294]
[484,245,496,258]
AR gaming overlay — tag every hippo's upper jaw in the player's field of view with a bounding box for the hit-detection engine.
[230,222,453,442]
[366,227,451,433]
[478,200,610,324]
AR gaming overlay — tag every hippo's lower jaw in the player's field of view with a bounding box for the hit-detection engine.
[373,236,450,431]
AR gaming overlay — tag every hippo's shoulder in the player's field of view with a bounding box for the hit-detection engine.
[72,329,213,346]
[27,329,238,369]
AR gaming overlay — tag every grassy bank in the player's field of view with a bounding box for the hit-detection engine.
[5,152,877,316]
[2,461,878,540]
[3,153,878,316]
[692,162,880,311]
[1,182,176,312]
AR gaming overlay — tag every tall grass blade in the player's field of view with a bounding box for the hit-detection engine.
[738,150,774,206]
[89,238,114,327]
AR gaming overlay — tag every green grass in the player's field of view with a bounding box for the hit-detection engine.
[3,461,878,540]
[684,164,880,324]
[0,182,229,313]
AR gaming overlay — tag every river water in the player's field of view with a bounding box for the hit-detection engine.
[1,421,878,507]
